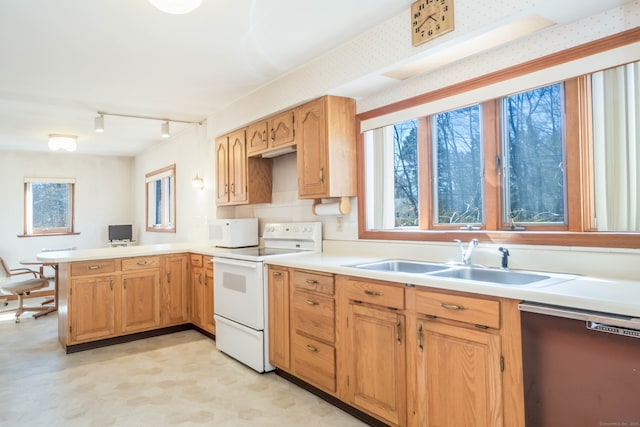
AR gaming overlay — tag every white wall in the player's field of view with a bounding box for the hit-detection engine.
[0,151,133,268]
[134,122,213,245]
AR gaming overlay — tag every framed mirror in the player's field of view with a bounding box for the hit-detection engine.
[145,164,176,233]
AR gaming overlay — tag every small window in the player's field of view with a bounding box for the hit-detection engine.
[24,178,75,235]
[145,164,176,232]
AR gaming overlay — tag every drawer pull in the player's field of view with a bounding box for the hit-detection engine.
[305,279,318,284]
[306,344,318,352]
[364,290,383,297]
[440,302,466,311]
[88,265,102,270]
[305,299,319,306]
[136,260,148,265]
[272,272,283,277]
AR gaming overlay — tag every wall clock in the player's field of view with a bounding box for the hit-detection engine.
[411,0,454,47]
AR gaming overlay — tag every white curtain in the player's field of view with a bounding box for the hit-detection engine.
[365,126,396,229]
[592,61,640,231]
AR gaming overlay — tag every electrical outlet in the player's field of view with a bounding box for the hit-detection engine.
[336,216,343,232]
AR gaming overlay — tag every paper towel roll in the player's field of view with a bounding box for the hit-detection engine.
[313,202,342,216]
[312,197,350,216]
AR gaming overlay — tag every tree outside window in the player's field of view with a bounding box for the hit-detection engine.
[24,179,75,235]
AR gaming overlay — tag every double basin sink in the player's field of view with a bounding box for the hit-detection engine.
[346,259,555,286]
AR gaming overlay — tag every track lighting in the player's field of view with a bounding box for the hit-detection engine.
[94,111,203,139]
[161,121,170,138]
[48,134,77,152]
[94,114,105,132]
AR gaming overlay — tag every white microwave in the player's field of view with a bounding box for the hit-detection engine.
[209,218,258,248]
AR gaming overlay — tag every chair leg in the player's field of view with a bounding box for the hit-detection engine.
[15,293,25,323]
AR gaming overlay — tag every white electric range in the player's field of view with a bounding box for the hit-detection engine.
[212,222,322,373]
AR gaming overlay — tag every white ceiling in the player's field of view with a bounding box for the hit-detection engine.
[0,0,631,157]
[0,0,413,156]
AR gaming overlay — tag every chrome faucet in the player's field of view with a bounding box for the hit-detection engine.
[454,238,479,265]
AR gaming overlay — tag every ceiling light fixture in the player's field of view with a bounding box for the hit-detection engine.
[148,0,202,14]
[48,134,77,152]
[161,121,170,138]
[94,114,105,132]
[192,173,204,190]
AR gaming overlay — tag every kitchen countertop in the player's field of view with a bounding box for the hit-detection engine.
[263,253,640,319]
[37,244,640,318]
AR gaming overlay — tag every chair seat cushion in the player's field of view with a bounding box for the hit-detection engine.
[2,278,47,294]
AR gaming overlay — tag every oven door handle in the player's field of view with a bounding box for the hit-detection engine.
[213,257,259,269]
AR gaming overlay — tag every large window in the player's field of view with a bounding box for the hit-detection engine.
[23,178,75,236]
[358,34,640,248]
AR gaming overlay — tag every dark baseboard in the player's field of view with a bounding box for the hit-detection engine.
[65,324,194,354]
[275,369,390,427]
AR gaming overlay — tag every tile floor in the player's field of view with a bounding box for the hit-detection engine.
[0,302,367,427]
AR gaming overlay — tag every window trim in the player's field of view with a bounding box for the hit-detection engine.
[357,28,640,248]
[20,178,78,237]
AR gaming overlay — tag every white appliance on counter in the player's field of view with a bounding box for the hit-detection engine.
[209,218,258,248]
[213,222,322,373]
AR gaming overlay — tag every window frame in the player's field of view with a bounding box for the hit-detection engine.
[356,28,640,248]
[21,178,78,237]
[145,163,176,233]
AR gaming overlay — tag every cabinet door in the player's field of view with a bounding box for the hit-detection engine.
[162,254,189,326]
[268,267,290,369]
[247,121,268,155]
[121,270,161,333]
[191,266,204,326]
[215,136,229,204]
[269,110,295,149]
[296,97,328,197]
[69,275,117,343]
[416,320,503,427]
[228,129,247,204]
[204,264,215,334]
[346,303,406,426]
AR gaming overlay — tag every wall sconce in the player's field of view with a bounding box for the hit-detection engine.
[192,173,204,190]
[48,134,77,152]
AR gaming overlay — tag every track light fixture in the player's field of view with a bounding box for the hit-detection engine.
[95,111,203,139]
[94,114,105,132]
[148,0,202,14]
[161,121,170,138]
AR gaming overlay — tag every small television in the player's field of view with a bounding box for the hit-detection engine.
[108,224,133,242]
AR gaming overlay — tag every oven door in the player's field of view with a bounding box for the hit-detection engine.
[213,257,264,330]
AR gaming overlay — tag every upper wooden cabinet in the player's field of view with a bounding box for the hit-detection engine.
[215,130,272,206]
[296,95,356,199]
[247,110,296,157]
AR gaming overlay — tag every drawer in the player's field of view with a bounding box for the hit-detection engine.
[292,270,334,295]
[415,289,500,329]
[71,259,117,276]
[121,256,160,271]
[190,254,203,267]
[345,279,405,310]
[203,256,213,270]
[293,289,335,343]
[292,333,336,394]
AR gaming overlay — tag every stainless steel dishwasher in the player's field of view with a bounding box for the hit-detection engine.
[520,302,640,427]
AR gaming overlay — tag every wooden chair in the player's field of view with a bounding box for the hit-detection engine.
[0,257,49,323]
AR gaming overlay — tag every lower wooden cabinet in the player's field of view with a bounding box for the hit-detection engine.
[161,254,189,326]
[191,254,215,335]
[121,270,161,333]
[342,281,407,427]
[69,275,117,343]
[268,266,291,369]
